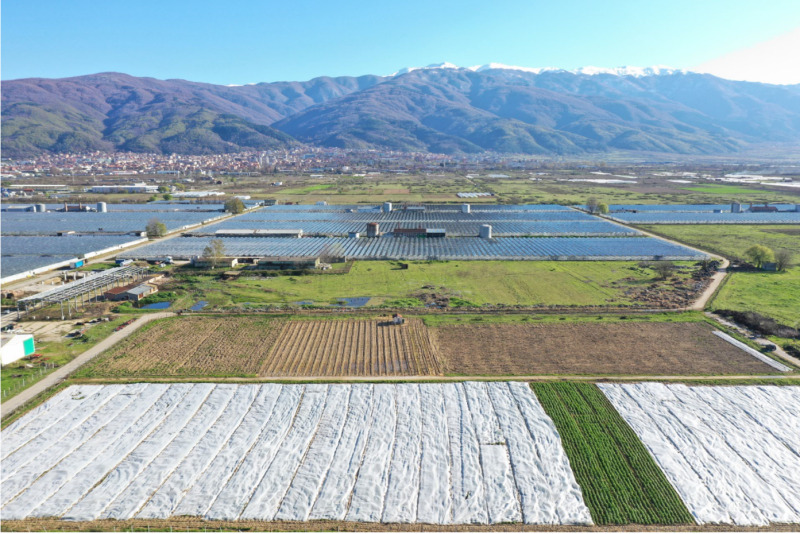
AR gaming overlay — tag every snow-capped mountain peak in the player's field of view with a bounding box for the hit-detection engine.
[392,62,688,78]
[391,62,461,76]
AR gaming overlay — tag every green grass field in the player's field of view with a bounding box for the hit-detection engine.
[533,382,694,525]
[171,260,698,309]
[639,224,800,260]
[713,269,800,327]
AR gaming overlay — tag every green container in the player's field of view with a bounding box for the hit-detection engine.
[23,336,35,356]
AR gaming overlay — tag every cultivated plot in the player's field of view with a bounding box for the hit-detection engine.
[434,321,780,375]
[262,319,441,377]
[600,383,800,526]
[0,382,592,525]
[76,317,285,378]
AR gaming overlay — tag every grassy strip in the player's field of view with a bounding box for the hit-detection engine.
[532,382,694,525]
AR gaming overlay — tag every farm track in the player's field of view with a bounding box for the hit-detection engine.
[261,319,442,377]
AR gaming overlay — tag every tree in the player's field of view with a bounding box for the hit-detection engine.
[148,195,158,202]
[597,202,609,214]
[162,193,173,201]
[745,245,774,268]
[775,249,794,271]
[586,197,599,214]
[145,218,167,238]
[224,198,246,214]
[652,260,674,280]
[157,185,170,193]
[201,239,226,268]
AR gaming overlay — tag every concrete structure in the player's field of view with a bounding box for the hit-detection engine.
[480,224,493,239]
[383,202,393,213]
[731,202,741,213]
[1,333,35,366]
[462,203,471,214]
[426,228,446,238]
[97,202,108,213]
[348,232,360,238]
[34,204,47,213]
[367,222,380,237]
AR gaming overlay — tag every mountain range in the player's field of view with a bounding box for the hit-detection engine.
[3,64,800,157]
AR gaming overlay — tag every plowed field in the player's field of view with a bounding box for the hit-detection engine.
[261,319,441,376]
[77,316,284,377]
[433,321,780,375]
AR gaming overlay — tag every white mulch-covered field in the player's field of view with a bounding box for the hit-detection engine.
[600,383,800,526]
[1,382,592,525]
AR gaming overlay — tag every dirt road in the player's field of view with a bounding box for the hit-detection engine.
[0,312,173,419]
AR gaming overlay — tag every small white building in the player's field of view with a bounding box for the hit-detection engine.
[1,334,36,366]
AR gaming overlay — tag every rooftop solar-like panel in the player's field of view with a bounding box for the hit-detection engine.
[118,236,705,262]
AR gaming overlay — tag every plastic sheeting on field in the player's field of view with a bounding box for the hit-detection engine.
[1,382,591,525]
[599,383,800,526]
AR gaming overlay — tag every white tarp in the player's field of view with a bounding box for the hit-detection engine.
[600,383,800,526]
[1,382,591,525]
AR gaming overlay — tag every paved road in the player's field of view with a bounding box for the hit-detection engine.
[1,312,173,419]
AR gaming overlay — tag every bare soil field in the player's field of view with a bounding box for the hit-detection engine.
[261,318,441,376]
[432,322,780,375]
[77,316,284,377]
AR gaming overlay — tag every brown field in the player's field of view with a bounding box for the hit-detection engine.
[433,321,780,376]
[79,316,284,377]
[383,188,410,194]
[261,318,442,376]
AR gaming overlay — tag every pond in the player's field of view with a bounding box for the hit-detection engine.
[189,300,208,311]
[335,296,371,308]
[139,301,172,310]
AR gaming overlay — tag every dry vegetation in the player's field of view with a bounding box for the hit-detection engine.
[261,318,441,377]
[433,321,778,376]
[77,316,284,377]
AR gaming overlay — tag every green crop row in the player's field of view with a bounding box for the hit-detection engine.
[533,382,694,525]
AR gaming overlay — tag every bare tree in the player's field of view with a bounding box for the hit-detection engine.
[652,260,674,280]
[775,249,794,271]
[201,239,226,268]
[586,197,599,214]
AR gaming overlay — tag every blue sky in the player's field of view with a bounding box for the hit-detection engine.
[2,0,799,84]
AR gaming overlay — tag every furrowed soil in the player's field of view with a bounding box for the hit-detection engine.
[433,321,779,375]
[261,318,442,376]
[75,316,285,377]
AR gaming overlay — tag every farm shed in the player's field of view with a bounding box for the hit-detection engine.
[191,257,239,268]
[1,333,35,366]
[254,256,320,270]
[104,282,158,302]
